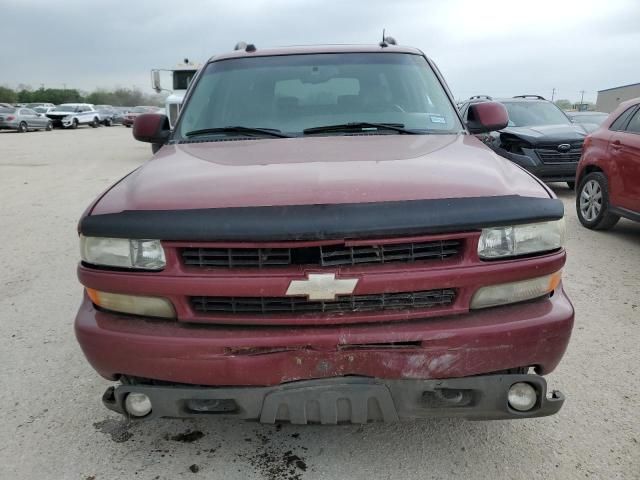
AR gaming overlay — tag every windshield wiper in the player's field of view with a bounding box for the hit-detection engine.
[184,126,291,138]
[303,122,417,135]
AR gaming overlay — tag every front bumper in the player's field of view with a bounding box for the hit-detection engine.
[103,374,564,423]
[492,147,578,182]
[75,285,574,386]
[47,117,74,128]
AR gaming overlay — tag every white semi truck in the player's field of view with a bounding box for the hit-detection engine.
[151,59,200,129]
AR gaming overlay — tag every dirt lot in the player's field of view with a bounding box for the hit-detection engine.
[0,127,638,480]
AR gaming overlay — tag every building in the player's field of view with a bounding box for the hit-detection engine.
[596,82,640,113]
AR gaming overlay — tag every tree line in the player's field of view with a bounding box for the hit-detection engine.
[0,85,165,107]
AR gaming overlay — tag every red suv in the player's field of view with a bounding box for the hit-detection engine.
[75,43,573,423]
[576,98,640,229]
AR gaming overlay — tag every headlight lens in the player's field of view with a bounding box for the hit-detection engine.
[86,288,175,318]
[80,236,165,270]
[477,219,565,259]
[470,271,562,309]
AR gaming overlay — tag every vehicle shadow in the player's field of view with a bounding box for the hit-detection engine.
[92,414,545,479]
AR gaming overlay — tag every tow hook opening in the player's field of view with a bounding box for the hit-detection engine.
[185,398,239,414]
[422,388,475,408]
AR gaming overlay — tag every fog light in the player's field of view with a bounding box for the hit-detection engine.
[124,393,152,417]
[507,382,537,412]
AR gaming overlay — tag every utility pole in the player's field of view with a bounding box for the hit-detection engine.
[579,90,585,105]
[551,88,556,102]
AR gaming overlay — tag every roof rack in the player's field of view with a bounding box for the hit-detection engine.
[234,41,257,52]
[469,95,493,101]
[513,95,546,100]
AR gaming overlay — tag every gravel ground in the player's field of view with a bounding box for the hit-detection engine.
[0,127,638,480]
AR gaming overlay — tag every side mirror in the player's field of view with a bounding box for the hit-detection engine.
[133,113,171,144]
[151,70,162,93]
[466,102,509,134]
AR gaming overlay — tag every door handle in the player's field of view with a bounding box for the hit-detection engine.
[611,140,623,150]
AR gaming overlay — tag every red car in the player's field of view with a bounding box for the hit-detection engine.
[122,106,160,127]
[75,43,573,423]
[576,97,640,229]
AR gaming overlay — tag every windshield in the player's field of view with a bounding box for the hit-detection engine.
[131,107,149,113]
[571,114,608,126]
[0,107,16,113]
[176,53,462,138]
[173,70,197,90]
[53,104,78,112]
[502,101,571,127]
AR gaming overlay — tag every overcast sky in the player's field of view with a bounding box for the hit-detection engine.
[1,0,638,102]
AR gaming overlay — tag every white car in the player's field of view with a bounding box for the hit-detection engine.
[46,103,101,129]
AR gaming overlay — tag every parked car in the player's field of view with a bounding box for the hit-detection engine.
[459,95,588,188]
[122,106,160,127]
[96,106,124,126]
[0,106,52,132]
[26,102,55,109]
[76,42,573,424]
[33,106,56,115]
[46,103,101,129]
[575,97,640,229]
[566,111,609,133]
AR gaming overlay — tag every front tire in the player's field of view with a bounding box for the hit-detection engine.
[17,122,27,133]
[151,143,162,154]
[45,121,53,131]
[70,118,79,129]
[105,118,112,127]
[91,117,99,128]
[576,172,620,230]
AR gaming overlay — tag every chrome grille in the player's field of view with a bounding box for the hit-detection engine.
[535,147,582,163]
[191,289,456,315]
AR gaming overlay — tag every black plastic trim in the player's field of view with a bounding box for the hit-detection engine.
[609,206,640,223]
[80,196,564,241]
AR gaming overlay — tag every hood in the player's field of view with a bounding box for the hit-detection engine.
[500,124,587,146]
[47,110,75,116]
[91,134,550,215]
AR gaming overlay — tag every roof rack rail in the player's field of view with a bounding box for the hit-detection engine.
[469,95,493,101]
[513,95,546,100]
[234,41,256,52]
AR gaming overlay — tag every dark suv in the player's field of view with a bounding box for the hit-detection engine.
[459,95,588,188]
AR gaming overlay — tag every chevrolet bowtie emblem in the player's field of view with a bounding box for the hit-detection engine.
[286,273,359,301]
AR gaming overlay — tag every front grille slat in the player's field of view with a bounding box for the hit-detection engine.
[191,289,456,316]
[182,239,462,269]
[535,147,582,163]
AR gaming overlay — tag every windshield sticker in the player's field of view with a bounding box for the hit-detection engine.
[429,115,446,124]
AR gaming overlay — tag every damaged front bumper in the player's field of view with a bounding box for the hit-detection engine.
[103,374,564,423]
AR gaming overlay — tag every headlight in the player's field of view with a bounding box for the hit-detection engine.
[80,236,165,270]
[470,271,562,309]
[478,219,565,259]
[86,288,175,318]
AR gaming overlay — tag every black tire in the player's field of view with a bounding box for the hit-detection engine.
[566,181,575,190]
[125,124,132,128]
[91,117,99,128]
[105,118,112,127]
[151,143,162,154]
[45,121,52,131]
[17,122,27,133]
[71,118,78,129]
[576,172,620,230]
